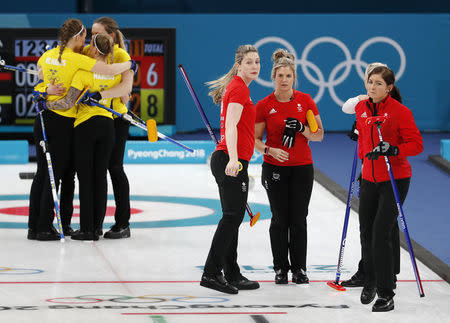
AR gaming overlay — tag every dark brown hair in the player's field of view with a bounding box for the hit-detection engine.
[368,66,402,103]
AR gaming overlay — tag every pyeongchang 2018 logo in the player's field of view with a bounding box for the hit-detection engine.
[253,36,406,106]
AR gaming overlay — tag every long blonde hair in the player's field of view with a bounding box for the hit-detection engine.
[206,44,258,105]
[271,48,297,88]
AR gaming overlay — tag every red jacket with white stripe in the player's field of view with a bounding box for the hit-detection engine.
[355,95,423,183]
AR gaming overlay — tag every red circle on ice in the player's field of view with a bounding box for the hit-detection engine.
[0,206,143,217]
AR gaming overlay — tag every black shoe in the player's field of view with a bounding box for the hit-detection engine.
[341,271,365,287]
[71,230,99,241]
[36,228,61,241]
[372,296,394,312]
[275,269,288,284]
[27,229,37,240]
[292,269,309,284]
[360,286,377,304]
[227,275,260,290]
[104,226,131,239]
[200,274,238,294]
[62,225,75,236]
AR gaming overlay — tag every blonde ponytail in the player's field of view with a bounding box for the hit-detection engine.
[206,44,258,105]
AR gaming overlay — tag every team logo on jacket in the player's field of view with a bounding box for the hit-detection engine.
[361,111,367,118]
[297,103,303,112]
[269,108,277,114]
[241,182,247,193]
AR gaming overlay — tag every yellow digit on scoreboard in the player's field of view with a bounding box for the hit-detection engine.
[140,89,164,124]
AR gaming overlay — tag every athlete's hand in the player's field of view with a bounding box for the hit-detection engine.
[34,97,48,113]
[365,141,399,160]
[347,121,359,141]
[81,91,102,106]
[46,79,66,96]
[225,159,240,177]
[129,59,138,75]
[267,147,289,163]
[282,118,304,149]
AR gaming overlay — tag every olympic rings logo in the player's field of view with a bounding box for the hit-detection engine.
[46,294,229,304]
[253,36,406,106]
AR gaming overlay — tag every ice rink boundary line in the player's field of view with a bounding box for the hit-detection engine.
[313,167,450,283]
[0,280,444,284]
[122,312,286,315]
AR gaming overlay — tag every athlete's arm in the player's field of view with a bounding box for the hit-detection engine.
[224,102,243,177]
[100,70,133,99]
[302,114,324,142]
[90,60,132,76]
[255,121,289,162]
[46,87,81,111]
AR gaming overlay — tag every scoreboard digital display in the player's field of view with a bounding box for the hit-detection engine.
[0,28,175,132]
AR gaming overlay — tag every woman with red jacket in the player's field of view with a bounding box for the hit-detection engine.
[200,45,261,295]
[255,49,323,285]
[355,66,423,312]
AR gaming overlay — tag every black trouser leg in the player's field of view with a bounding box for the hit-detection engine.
[74,117,114,233]
[108,118,130,228]
[35,111,74,232]
[288,164,313,272]
[262,163,290,272]
[28,115,46,231]
[360,178,410,296]
[204,150,248,279]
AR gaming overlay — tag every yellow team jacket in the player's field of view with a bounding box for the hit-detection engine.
[36,46,97,118]
[83,44,131,115]
[70,69,122,127]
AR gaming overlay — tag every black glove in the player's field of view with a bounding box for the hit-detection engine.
[285,117,305,133]
[129,59,138,75]
[365,141,399,160]
[347,121,358,141]
[282,118,304,148]
[34,97,47,113]
[81,91,102,106]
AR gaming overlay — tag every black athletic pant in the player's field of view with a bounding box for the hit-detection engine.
[204,150,249,280]
[355,223,400,276]
[28,110,75,232]
[261,162,314,272]
[108,117,131,228]
[359,177,410,297]
[74,116,114,233]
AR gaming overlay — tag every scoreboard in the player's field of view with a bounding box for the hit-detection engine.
[0,28,175,131]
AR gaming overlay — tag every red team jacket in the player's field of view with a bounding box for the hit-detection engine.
[216,76,256,162]
[256,90,319,166]
[355,95,423,183]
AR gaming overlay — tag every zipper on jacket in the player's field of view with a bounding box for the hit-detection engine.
[366,100,378,183]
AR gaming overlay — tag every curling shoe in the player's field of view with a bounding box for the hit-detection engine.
[341,271,365,287]
[227,275,260,290]
[71,230,99,241]
[27,229,37,240]
[360,286,377,304]
[36,227,60,241]
[372,296,394,312]
[275,269,288,284]
[200,273,238,294]
[104,226,131,239]
[292,269,309,284]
